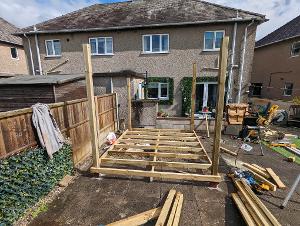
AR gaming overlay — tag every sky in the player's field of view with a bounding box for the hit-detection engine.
[0,0,299,40]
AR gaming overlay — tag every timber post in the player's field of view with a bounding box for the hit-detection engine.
[211,37,229,175]
[83,44,99,167]
[190,63,197,131]
[127,77,132,130]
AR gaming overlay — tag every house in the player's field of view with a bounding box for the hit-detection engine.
[17,0,266,116]
[251,15,300,101]
[0,17,28,75]
[0,74,86,112]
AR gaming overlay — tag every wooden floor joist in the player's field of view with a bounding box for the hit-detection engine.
[172,193,183,226]
[94,128,216,183]
[90,167,221,182]
[155,189,176,226]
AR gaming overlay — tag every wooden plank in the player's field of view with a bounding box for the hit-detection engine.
[265,168,286,189]
[231,193,256,226]
[90,167,222,182]
[166,192,181,226]
[155,189,176,226]
[242,163,270,179]
[123,134,197,141]
[211,36,229,176]
[150,129,160,182]
[118,139,200,147]
[235,180,270,226]
[194,131,212,164]
[127,77,132,130]
[241,179,282,226]
[107,207,161,226]
[190,62,197,131]
[108,150,206,160]
[113,144,203,152]
[220,146,238,156]
[101,158,211,169]
[251,164,267,173]
[83,44,99,167]
[172,192,183,226]
[127,130,195,137]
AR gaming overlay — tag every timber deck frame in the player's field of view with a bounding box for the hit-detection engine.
[90,128,221,183]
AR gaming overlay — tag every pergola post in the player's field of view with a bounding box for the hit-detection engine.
[211,37,229,175]
[127,77,132,131]
[83,44,99,167]
[190,63,197,131]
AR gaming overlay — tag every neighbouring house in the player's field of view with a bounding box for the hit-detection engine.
[0,74,87,112]
[0,17,28,75]
[17,0,266,116]
[251,15,300,101]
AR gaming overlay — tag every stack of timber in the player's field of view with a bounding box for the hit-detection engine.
[242,163,286,190]
[226,104,249,125]
[107,189,183,226]
[91,128,221,183]
[232,179,281,226]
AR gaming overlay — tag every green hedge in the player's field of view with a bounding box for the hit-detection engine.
[146,77,174,105]
[0,145,73,225]
[180,77,218,116]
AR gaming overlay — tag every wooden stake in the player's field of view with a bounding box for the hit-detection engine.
[211,36,229,175]
[190,63,197,131]
[83,44,99,167]
[127,77,132,130]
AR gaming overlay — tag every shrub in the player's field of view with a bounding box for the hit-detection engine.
[0,144,73,225]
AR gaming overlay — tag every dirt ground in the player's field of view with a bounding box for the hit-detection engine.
[29,127,300,226]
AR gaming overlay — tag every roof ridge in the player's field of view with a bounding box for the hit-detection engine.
[199,0,266,18]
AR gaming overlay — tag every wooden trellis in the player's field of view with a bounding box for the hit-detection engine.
[90,128,221,182]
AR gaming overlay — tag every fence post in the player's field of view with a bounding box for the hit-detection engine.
[211,37,229,176]
[83,44,99,168]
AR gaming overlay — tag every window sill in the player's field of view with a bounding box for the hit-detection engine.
[45,55,62,59]
[202,49,220,52]
[91,54,114,56]
[141,51,170,55]
[290,54,299,58]
[11,58,19,61]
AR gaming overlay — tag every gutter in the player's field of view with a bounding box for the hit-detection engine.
[17,18,264,35]
[23,34,35,76]
[237,20,255,103]
[255,34,300,49]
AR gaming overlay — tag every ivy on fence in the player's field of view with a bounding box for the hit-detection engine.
[0,144,73,225]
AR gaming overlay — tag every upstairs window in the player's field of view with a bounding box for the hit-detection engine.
[10,47,18,59]
[45,40,61,56]
[143,34,169,53]
[89,37,113,55]
[291,41,300,57]
[147,82,169,100]
[283,82,293,96]
[204,31,225,51]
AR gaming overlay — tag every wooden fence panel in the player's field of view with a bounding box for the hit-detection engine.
[0,94,117,165]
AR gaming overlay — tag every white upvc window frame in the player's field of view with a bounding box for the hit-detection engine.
[45,39,61,57]
[147,82,169,100]
[89,37,114,56]
[203,30,225,51]
[291,41,300,57]
[142,34,169,54]
[10,47,19,60]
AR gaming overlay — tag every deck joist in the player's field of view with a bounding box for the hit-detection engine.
[91,128,221,183]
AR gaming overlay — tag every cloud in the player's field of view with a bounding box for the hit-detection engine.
[0,0,299,40]
[205,0,300,39]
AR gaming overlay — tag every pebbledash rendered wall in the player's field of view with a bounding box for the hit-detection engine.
[22,22,258,116]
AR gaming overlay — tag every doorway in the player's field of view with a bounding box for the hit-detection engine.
[195,82,218,112]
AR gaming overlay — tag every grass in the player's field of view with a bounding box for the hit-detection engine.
[264,138,300,165]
